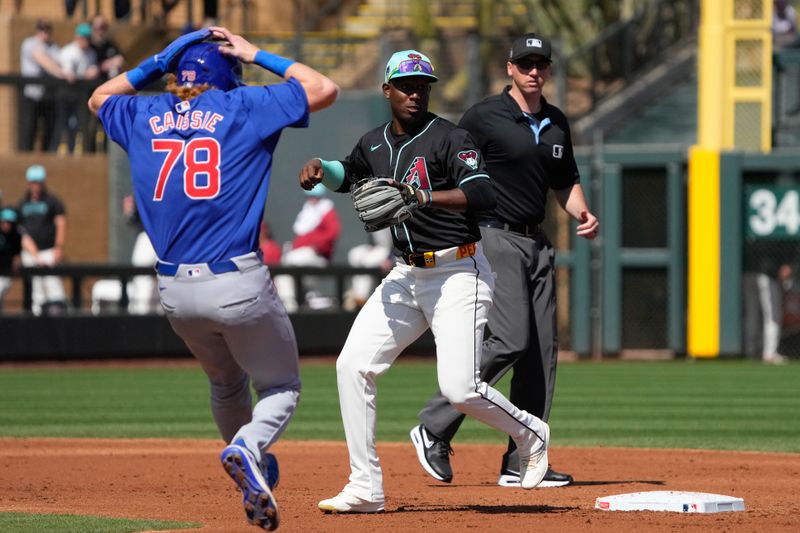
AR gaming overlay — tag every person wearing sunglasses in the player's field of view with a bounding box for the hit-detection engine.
[412,33,599,489]
[300,49,552,514]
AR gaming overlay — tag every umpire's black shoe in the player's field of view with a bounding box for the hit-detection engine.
[497,448,573,488]
[410,424,454,483]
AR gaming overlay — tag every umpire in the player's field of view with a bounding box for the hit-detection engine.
[411,33,599,487]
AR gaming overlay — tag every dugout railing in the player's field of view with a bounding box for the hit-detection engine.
[0,264,420,360]
[5,264,385,314]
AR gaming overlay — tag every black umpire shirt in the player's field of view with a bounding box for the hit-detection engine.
[336,113,495,254]
[458,87,579,226]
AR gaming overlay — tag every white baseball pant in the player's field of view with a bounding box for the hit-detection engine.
[21,248,66,315]
[335,244,547,503]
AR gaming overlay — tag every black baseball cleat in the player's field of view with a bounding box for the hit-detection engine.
[410,424,454,483]
[497,448,573,488]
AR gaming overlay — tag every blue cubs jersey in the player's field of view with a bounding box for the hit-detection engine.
[99,78,309,263]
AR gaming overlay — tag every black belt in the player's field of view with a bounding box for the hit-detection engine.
[479,219,542,236]
[156,250,263,276]
[401,252,436,268]
[400,243,477,268]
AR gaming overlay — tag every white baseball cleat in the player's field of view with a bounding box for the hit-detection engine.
[318,491,385,514]
[518,422,550,489]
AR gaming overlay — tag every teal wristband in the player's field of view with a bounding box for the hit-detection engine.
[316,159,345,190]
[254,50,295,77]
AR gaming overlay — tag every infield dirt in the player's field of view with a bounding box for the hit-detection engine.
[1,438,799,532]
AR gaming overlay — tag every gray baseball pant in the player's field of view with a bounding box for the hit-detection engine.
[158,253,300,465]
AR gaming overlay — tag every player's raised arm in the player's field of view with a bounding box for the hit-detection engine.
[87,72,135,113]
[211,26,338,112]
[89,27,212,114]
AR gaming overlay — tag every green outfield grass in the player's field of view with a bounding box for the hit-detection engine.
[0,513,198,532]
[1,359,798,452]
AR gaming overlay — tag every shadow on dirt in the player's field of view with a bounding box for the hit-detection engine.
[394,504,578,514]
[571,480,665,487]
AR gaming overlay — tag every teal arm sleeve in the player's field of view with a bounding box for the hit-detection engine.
[317,159,345,191]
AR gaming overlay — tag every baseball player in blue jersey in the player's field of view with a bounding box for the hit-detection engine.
[89,26,338,531]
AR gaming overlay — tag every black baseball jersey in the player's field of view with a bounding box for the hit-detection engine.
[0,222,23,273]
[16,190,65,250]
[459,88,579,226]
[336,113,492,253]
[91,39,123,80]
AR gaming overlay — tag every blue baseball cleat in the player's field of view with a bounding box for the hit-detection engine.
[221,440,279,531]
[262,452,279,491]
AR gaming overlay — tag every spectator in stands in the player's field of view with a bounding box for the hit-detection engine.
[91,194,159,315]
[19,18,65,152]
[52,22,100,154]
[743,257,795,365]
[274,183,341,312]
[66,1,132,19]
[342,228,393,310]
[154,0,181,26]
[202,0,219,26]
[16,165,68,315]
[122,194,159,314]
[0,209,35,312]
[152,1,218,26]
[259,220,282,265]
[90,15,126,82]
[773,0,798,47]
[86,15,126,152]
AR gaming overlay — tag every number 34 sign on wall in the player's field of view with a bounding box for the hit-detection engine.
[745,185,800,239]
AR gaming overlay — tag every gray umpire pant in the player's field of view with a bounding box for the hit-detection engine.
[418,226,558,451]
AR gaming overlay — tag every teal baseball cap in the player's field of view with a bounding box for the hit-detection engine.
[26,164,46,182]
[384,50,438,83]
[76,22,92,38]
[0,208,17,222]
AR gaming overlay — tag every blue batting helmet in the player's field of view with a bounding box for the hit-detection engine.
[176,42,243,91]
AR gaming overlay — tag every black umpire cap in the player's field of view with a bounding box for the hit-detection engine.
[508,33,552,62]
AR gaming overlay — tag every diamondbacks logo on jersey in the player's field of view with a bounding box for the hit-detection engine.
[457,150,479,170]
[553,145,564,159]
[402,157,431,189]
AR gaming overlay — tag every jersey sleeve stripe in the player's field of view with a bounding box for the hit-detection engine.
[459,174,491,186]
